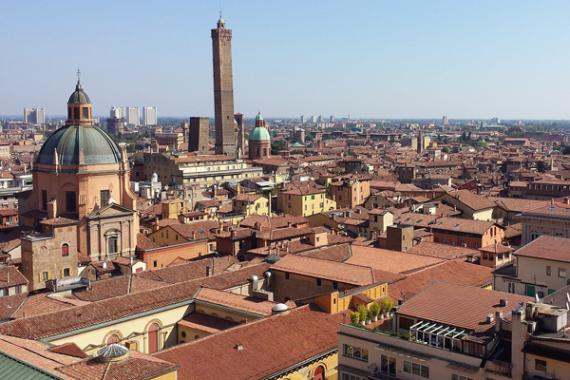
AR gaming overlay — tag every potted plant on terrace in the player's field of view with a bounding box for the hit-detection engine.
[350,312,360,326]
[357,304,368,325]
[370,302,381,322]
[381,296,394,318]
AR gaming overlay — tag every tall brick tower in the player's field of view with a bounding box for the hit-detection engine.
[211,17,237,156]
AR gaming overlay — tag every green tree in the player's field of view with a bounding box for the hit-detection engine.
[357,304,368,322]
[441,146,450,154]
[350,312,360,326]
[271,140,288,154]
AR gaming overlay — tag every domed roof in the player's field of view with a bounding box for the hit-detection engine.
[37,125,122,166]
[97,344,129,362]
[272,303,289,313]
[68,81,91,104]
[249,126,270,142]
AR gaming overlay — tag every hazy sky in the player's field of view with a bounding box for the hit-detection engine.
[2,0,570,119]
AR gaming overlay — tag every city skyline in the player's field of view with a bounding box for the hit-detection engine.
[2,0,570,119]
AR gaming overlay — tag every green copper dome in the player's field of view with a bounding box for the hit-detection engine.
[36,125,122,166]
[68,81,91,104]
[249,126,270,142]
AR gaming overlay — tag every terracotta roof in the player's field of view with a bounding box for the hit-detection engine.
[0,334,80,374]
[398,282,532,332]
[0,294,26,320]
[515,235,570,263]
[430,217,499,236]
[155,305,345,380]
[195,287,275,317]
[234,193,264,202]
[0,266,27,288]
[389,261,493,302]
[136,256,241,284]
[407,242,478,260]
[166,220,219,241]
[240,214,306,229]
[523,202,570,220]
[48,342,88,359]
[56,350,177,380]
[178,313,239,334]
[271,254,375,286]
[443,189,496,211]
[479,243,514,254]
[73,275,165,302]
[0,263,270,340]
[492,197,549,213]
[396,213,438,228]
[298,243,353,262]
[347,246,443,274]
[3,293,92,321]
[136,233,159,251]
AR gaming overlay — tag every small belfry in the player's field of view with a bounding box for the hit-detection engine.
[67,69,94,126]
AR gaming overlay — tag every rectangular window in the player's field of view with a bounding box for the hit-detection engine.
[410,362,430,378]
[559,268,567,278]
[63,268,71,277]
[41,190,48,210]
[15,285,22,294]
[42,271,49,281]
[546,265,551,276]
[65,191,77,213]
[316,278,322,286]
[508,282,516,294]
[100,190,110,207]
[285,272,290,280]
[452,375,474,380]
[342,344,368,362]
[153,260,158,268]
[403,361,412,373]
[535,359,547,372]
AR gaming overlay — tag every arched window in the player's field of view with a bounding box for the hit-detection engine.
[62,243,69,257]
[106,334,120,344]
[148,323,160,353]
[313,365,325,380]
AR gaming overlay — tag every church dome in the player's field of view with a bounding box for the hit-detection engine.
[68,81,91,104]
[249,126,270,142]
[37,125,122,166]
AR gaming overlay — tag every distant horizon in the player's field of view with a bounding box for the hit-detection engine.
[4,114,570,123]
[2,1,570,119]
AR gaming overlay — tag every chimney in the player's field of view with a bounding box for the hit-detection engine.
[206,265,212,277]
[191,230,197,240]
[47,199,57,219]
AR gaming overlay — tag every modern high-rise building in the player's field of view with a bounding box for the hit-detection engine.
[300,115,305,124]
[211,17,237,156]
[142,106,158,126]
[442,115,449,126]
[188,117,210,154]
[24,108,46,125]
[126,107,139,126]
[110,106,123,119]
